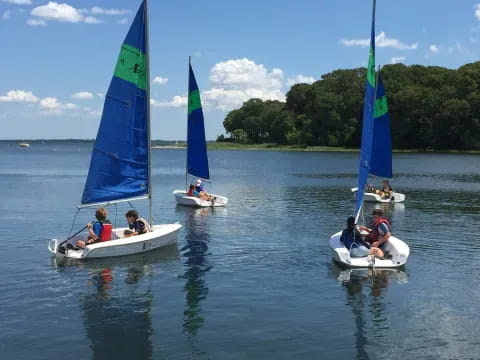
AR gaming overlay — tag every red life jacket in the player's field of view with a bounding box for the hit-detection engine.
[99,222,112,241]
[367,218,391,243]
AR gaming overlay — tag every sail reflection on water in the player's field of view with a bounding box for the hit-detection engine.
[330,263,408,360]
[54,247,179,360]
[179,207,213,336]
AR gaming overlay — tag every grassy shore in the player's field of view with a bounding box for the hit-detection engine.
[202,142,480,154]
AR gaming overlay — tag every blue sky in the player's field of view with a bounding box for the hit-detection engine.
[1,0,480,140]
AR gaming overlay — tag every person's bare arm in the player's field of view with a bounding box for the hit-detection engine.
[372,231,390,248]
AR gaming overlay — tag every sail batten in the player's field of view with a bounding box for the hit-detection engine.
[186,61,210,180]
[81,1,149,206]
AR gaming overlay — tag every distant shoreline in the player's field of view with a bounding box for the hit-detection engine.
[1,140,479,154]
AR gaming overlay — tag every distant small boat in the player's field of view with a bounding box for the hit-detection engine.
[173,58,228,208]
[350,74,405,204]
[18,142,30,148]
[49,0,181,259]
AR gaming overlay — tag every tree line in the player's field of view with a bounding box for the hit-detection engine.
[219,62,480,150]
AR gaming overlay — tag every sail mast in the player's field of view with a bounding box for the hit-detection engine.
[185,56,191,190]
[145,0,153,226]
[354,0,377,224]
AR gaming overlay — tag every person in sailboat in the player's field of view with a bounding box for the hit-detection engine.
[359,209,391,251]
[76,207,112,248]
[340,217,371,257]
[194,179,216,203]
[381,179,393,199]
[123,210,151,237]
[186,184,195,197]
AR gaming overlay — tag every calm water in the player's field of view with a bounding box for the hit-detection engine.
[1,142,479,360]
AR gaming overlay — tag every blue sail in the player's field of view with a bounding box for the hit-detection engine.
[81,1,149,205]
[370,74,393,178]
[354,0,376,220]
[186,62,210,180]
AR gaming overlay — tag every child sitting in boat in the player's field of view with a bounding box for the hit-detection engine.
[359,209,390,254]
[340,216,370,257]
[76,207,111,248]
[124,210,151,237]
[194,179,216,203]
[186,184,195,196]
[341,216,384,258]
[381,179,393,199]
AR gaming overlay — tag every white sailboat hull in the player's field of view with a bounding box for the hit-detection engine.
[351,187,405,203]
[48,223,182,260]
[329,231,409,268]
[173,190,228,207]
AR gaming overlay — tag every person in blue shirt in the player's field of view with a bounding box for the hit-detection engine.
[76,207,109,248]
[340,216,371,257]
[194,179,216,203]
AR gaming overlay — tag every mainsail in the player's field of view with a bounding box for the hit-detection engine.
[354,0,377,221]
[81,1,150,206]
[370,73,392,178]
[186,60,210,180]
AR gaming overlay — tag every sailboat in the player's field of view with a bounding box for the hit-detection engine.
[329,0,409,268]
[350,67,405,203]
[48,0,181,259]
[173,59,228,207]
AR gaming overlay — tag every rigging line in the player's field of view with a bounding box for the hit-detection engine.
[68,208,81,238]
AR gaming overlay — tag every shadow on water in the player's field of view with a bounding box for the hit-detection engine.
[52,245,180,360]
[329,262,408,360]
[177,206,213,337]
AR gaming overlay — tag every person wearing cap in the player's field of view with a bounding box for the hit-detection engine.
[195,179,205,193]
[340,216,371,257]
[193,179,215,203]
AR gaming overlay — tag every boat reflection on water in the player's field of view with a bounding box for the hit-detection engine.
[54,246,179,360]
[177,206,213,336]
[330,262,408,360]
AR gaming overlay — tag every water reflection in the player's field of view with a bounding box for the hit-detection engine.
[330,263,408,360]
[54,246,179,360]
[178,206,213,336]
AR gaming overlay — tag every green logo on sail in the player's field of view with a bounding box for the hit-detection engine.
[188,89,201,115]
[114,44,147,90]
[375,95,388,118]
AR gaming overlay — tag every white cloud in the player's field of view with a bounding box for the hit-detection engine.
[84,16,102,24]
[27,18,47,26]
[391,56,406,64]
[40,97,77,111]
[31,2,83,23]
[2,0,32,4]
[90,7,131,16]
[152,76,168,85]
[153,58,289,111]
[117,18,128,25]
[71,91,94,100]
[2,10,11,20]
[287,75,315,87]
[429,44,439,53]
[0,90,39,103]
[390,56,407,64]
[151,95,187,108]
[475,4,480,20]
[97,92,104,98]
[340,31,418,50]
[205,58,285,110]
[30,2,102,25]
